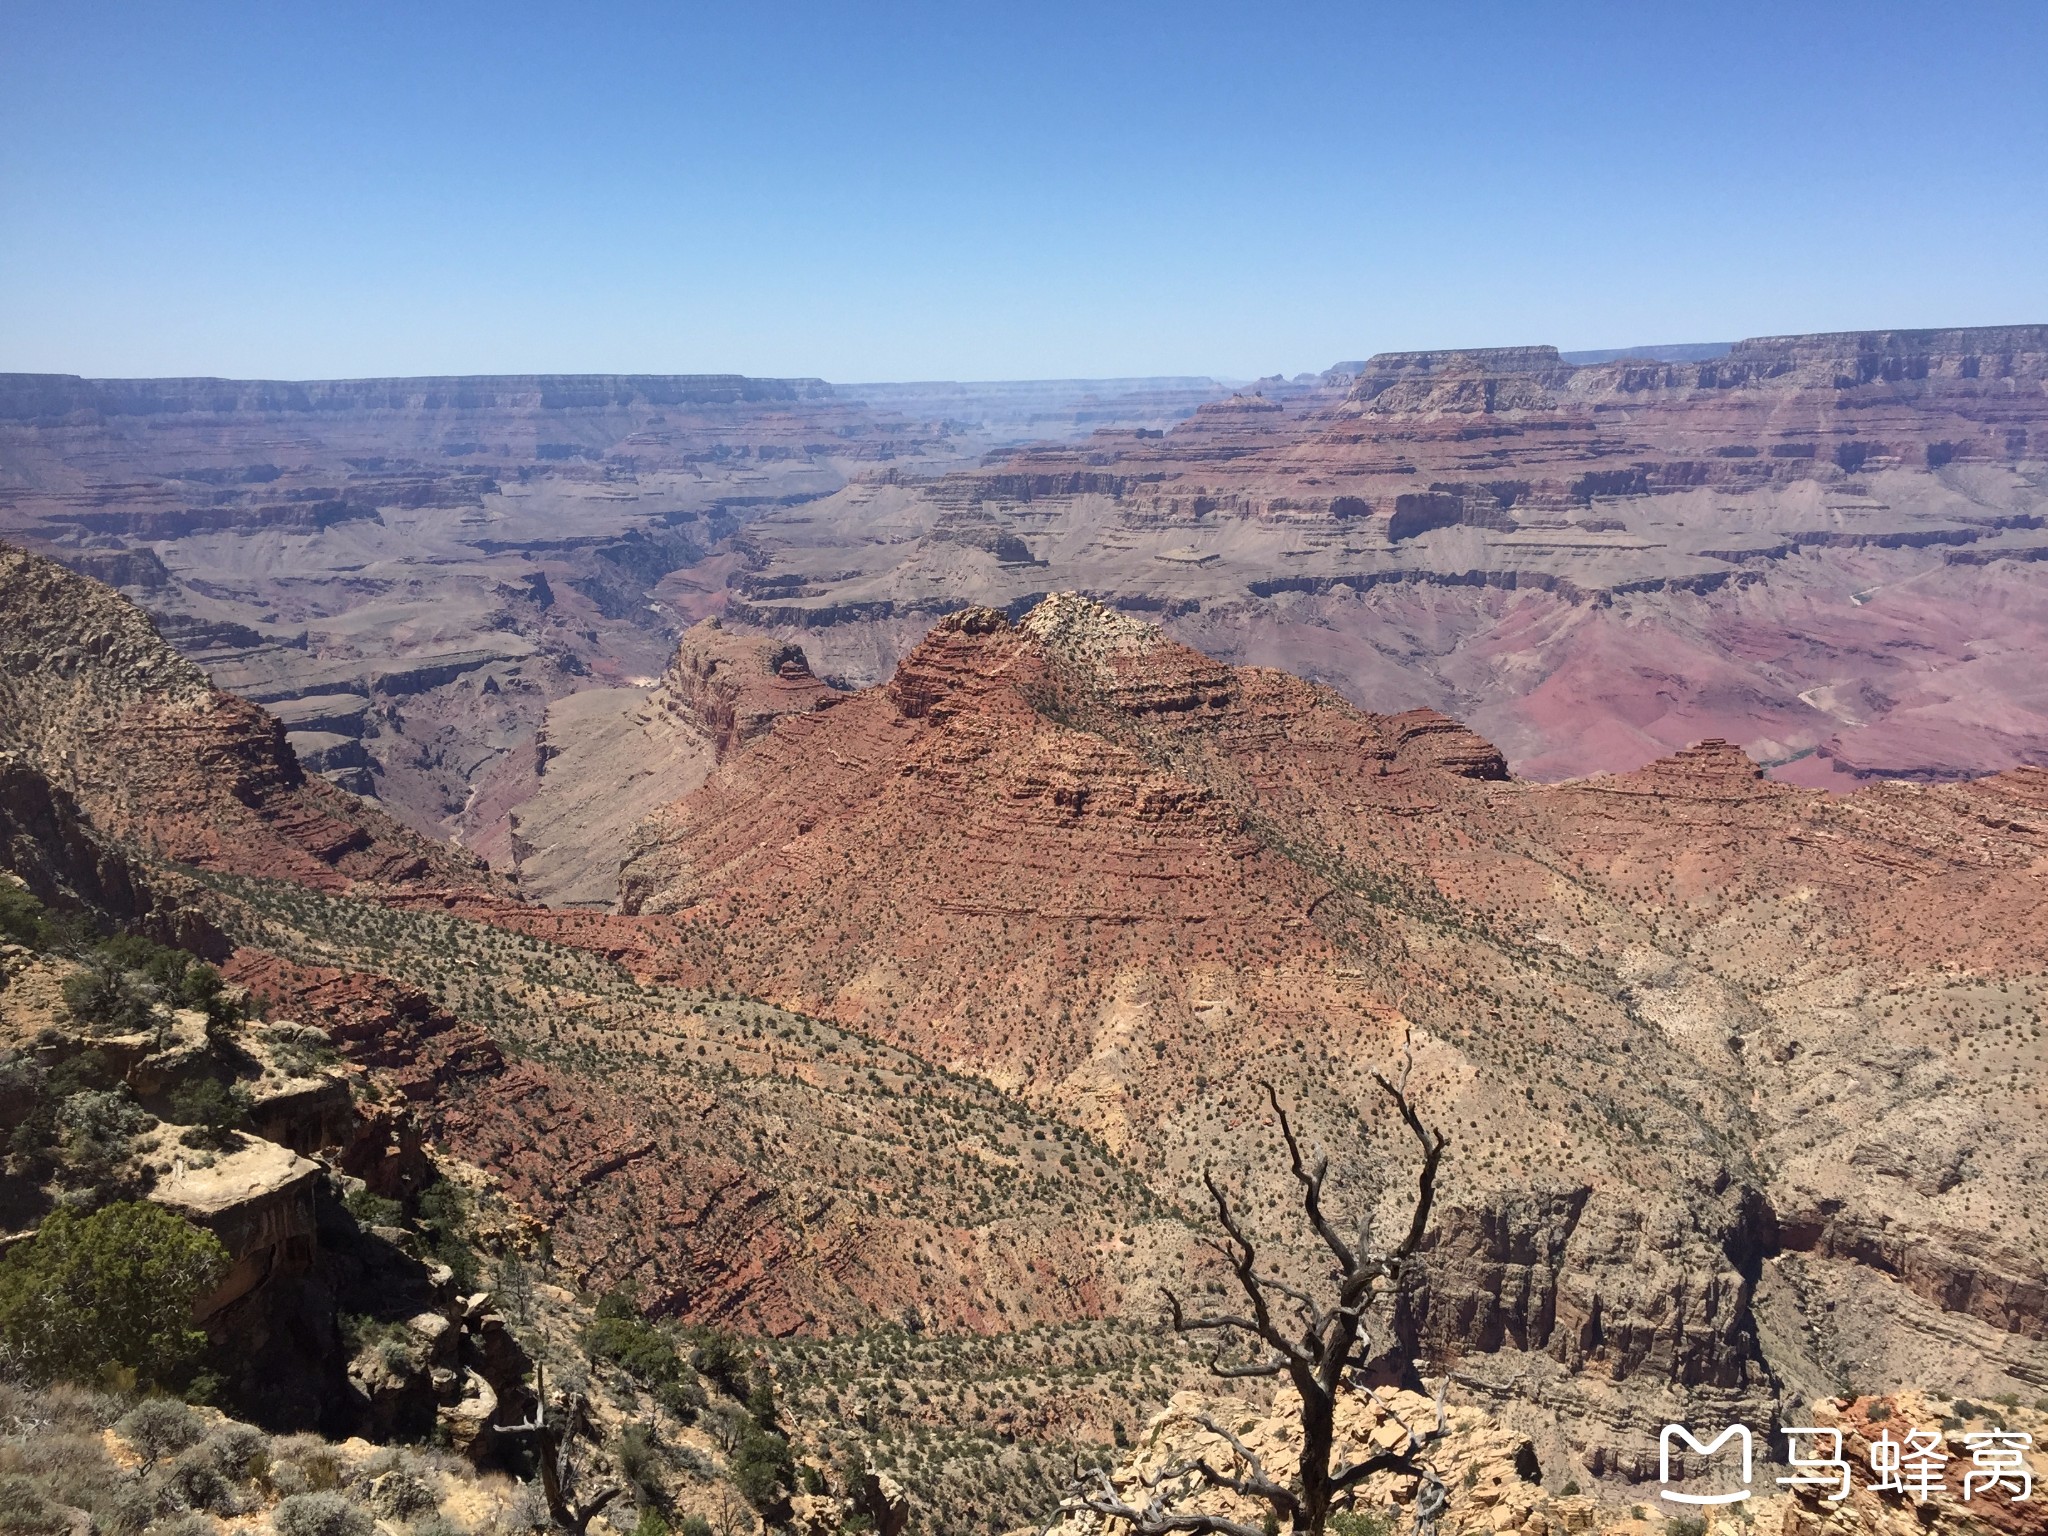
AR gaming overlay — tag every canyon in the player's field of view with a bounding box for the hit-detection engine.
[0,370,1229,863]
[687,326,2048,799]
[1,323,2045,1527]
[7,328,2045,902]
[2,544,2043,1508]
[616,591,2048,1471]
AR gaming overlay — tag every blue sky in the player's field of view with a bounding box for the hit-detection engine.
[3,2,2044,381]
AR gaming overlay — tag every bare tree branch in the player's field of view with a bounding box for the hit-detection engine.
[1055,1049,1450,1536]
[1265,1080,1359,1277]
[500,1363,623,1536]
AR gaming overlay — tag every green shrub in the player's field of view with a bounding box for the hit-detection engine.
[729,1422,794,1512]
[690,1332,751,1400]
[343,1188,404,1229]
[93,937,235,1029]
[203,1425,269,1481]
[583,1308,706,1424]
[414,1180,478,1290]
[614,1422,664,1504]
[53,1090,150,1188]
[166,1080,251,1151]
[61,962,156,1035]
[745,1374,780,1433]
[0,885,48,947]
[0,1203,229,1389]
[365,1470,436,1521]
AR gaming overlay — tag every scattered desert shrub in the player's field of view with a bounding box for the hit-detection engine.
[202,1424,270,1482]
[115,1399,205,1468]
[164,1444,238,1514]
[365,1469,437,1521]
[54,1088,152,1187]
[413,1180,479,1291]
[269,1437,347,1496]
[61,960,158,1036]
[0,1474,67,1536]
[689,1332,752,1400]
[274,1490,373,1536]
[0,885,55,949]
[259,1023,339,1077]
[728,1420,795,1512]
[0,1205,228,1389]
[504,1483,552,1532]
[0,1430,121,1516]
[614,1422,666,1506]
[583,1296,705,1423]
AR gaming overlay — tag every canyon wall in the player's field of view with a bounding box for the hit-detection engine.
[690,324,2048,789]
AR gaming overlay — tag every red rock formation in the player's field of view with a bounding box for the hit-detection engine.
[648,616,837,754]
[703,324,2048,784]
[619,594,2048,1456]
[223,951,505,1101]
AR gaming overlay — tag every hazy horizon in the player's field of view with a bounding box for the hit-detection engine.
[4,2,2045,381]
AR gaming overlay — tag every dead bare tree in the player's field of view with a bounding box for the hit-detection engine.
[501,1363,623,1536]
[1052,1046,1449,1536]
[708,1482,759,1536]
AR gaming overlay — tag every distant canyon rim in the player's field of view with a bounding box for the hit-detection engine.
[2,322,2044,907]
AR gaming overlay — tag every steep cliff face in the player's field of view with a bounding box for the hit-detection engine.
[0,753,226,957]
[0,541,495,893]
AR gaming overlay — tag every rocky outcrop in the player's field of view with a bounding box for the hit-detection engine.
[1047,1387,1556,1536]
[1055,1387,2047,1536]
[646,616,837,754]
[148,1138,322,1319]
[221,951,504,1103]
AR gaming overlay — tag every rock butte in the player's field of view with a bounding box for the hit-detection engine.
[604,589,2048,1466]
